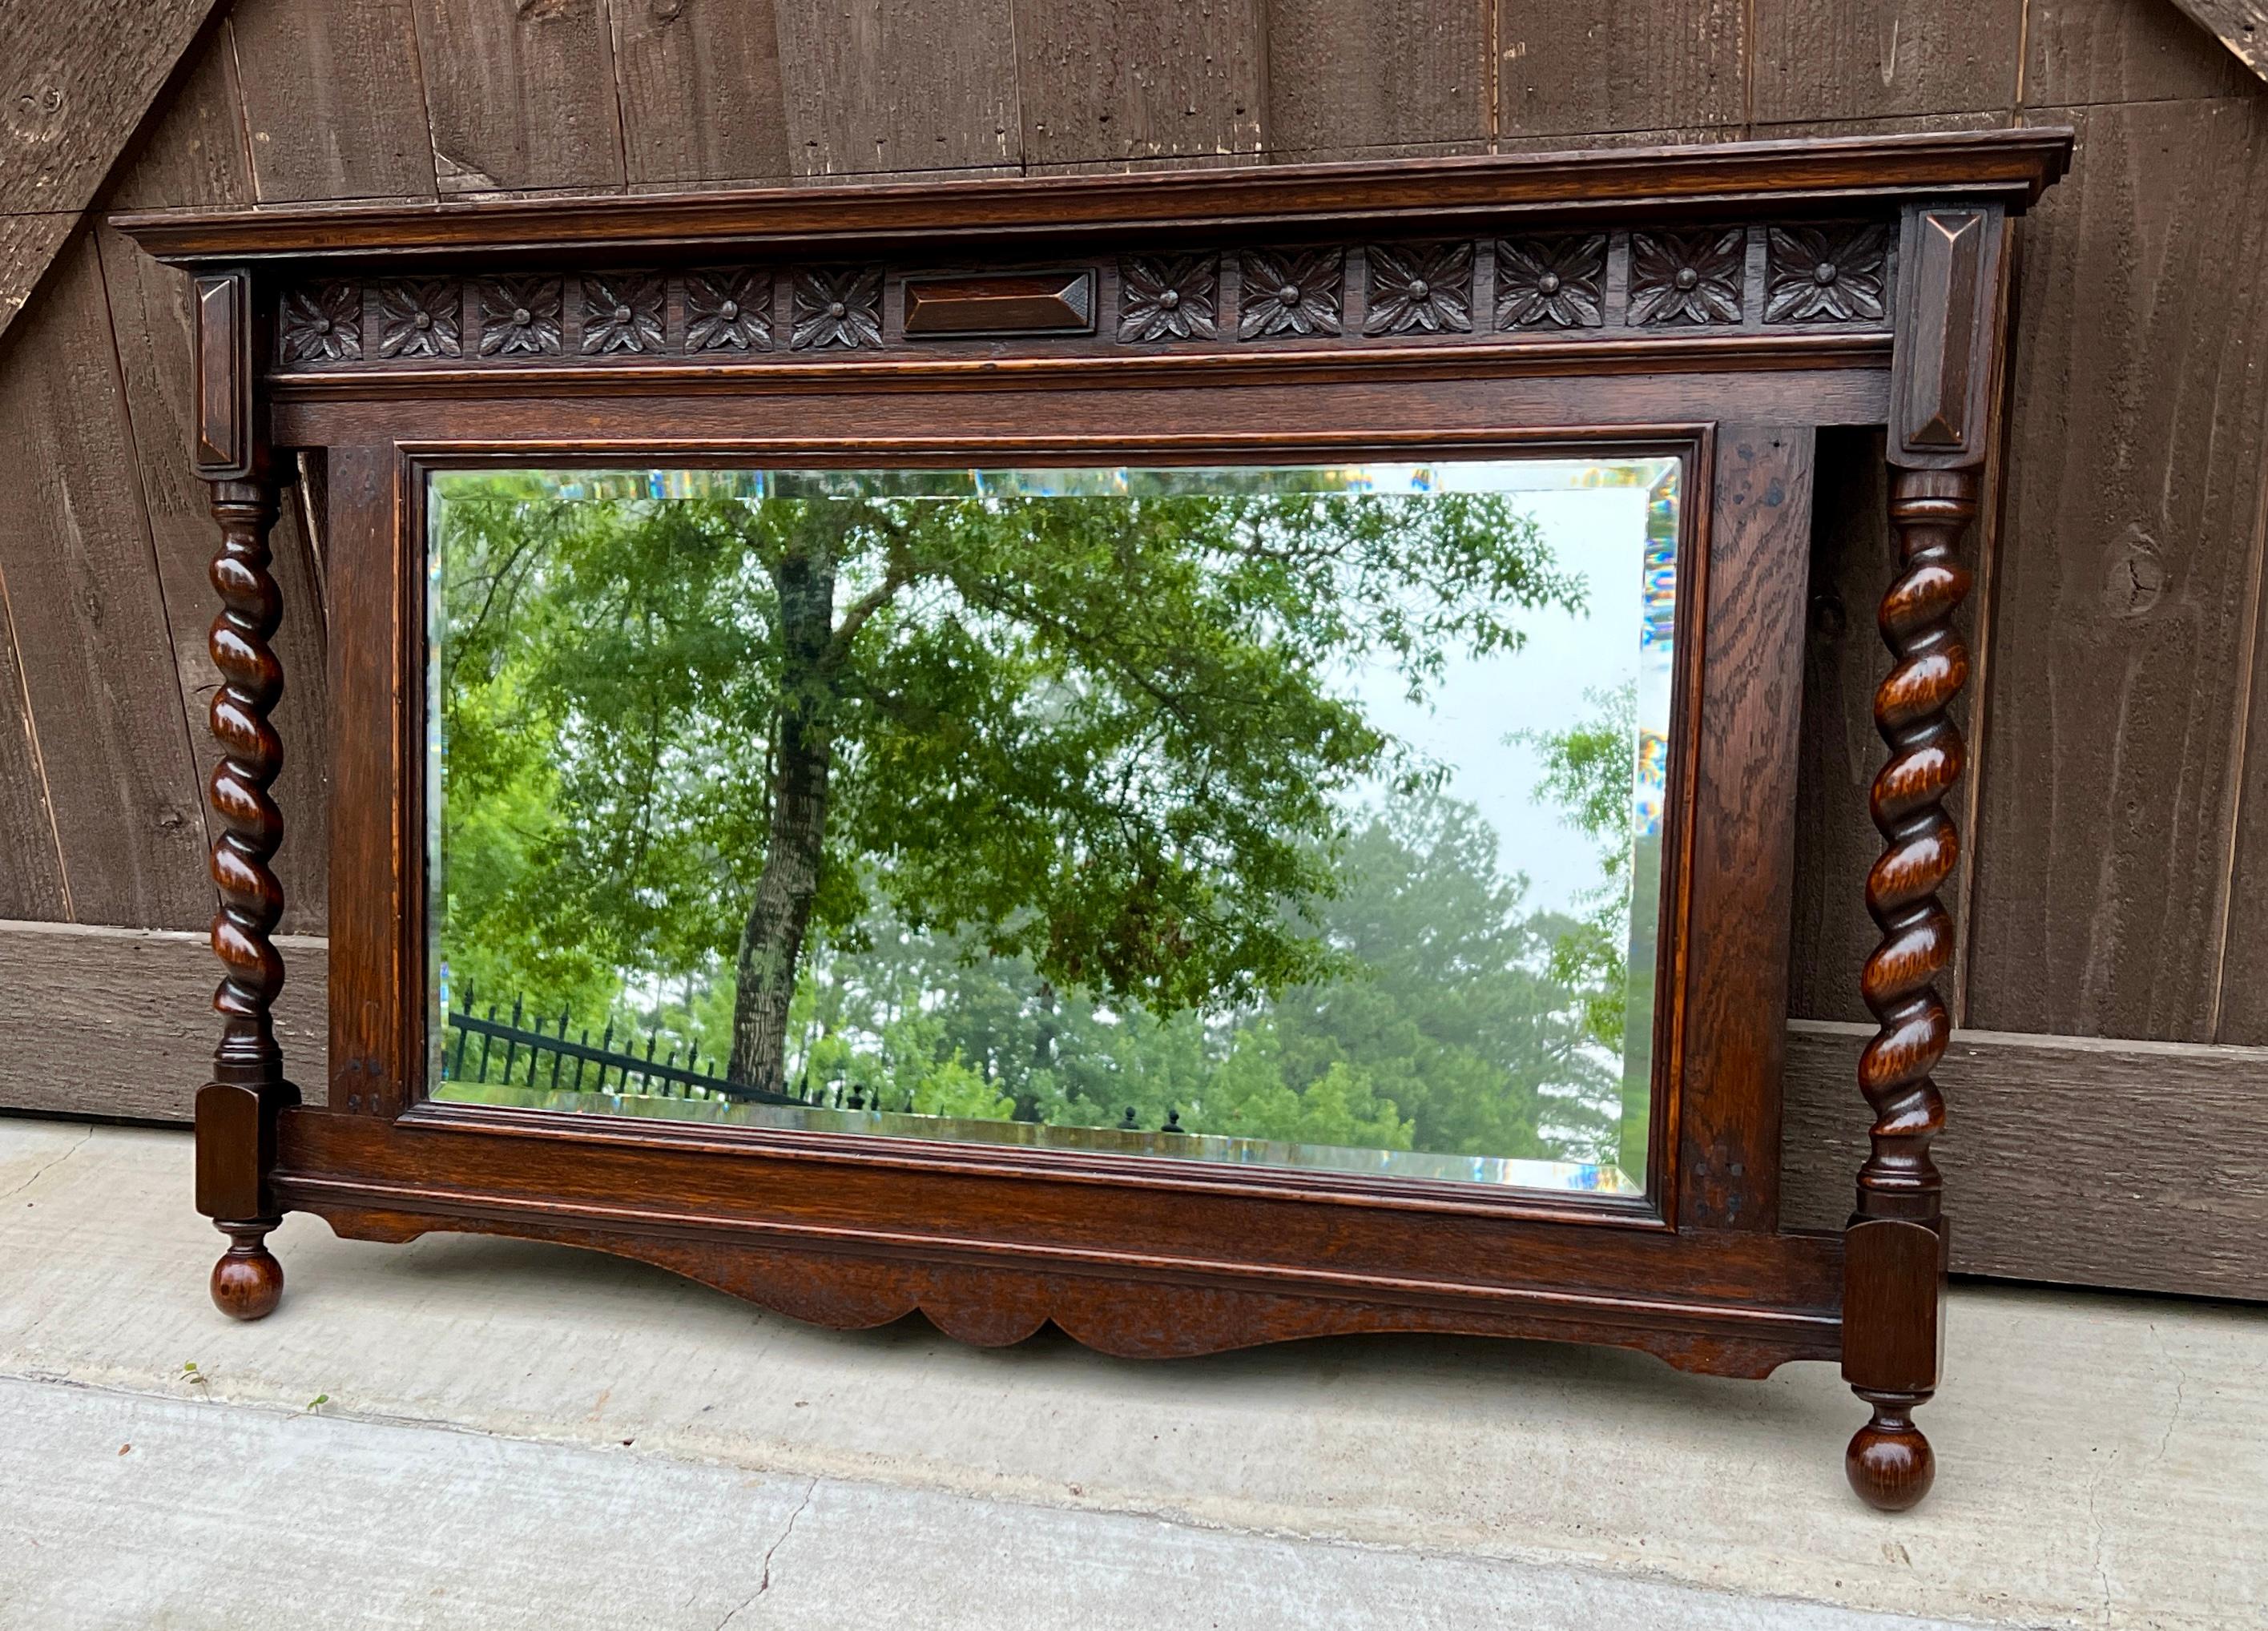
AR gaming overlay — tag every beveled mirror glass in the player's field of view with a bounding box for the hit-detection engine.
[426,457,1682,1193]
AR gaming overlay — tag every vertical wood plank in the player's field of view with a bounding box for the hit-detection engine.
[0,213,79,336]
[1680,426,1816,1230]
[96,31,332,935]
[2021,0,2259,108]
[1967,94,2268,1039]
[775,0,1020,179]
[1014,0,1265,167]
[1260,0,1489,158]
[610,0,792,187]
[1494,0,1745,139]
[229,0,440,201]
[1752,0,2021,123]
[325,445,407,1116]
[0,577,69,919]
[410,0,627,192]
[0,230,211,929]
[2218,492,2268,1044]
[0,0,222,345]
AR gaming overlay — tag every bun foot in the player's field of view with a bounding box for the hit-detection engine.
[1847,1395,1935,1512]
[211,1222,284,1320]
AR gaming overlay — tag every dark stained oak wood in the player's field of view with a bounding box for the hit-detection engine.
[1674,425,1816,1232]
[111,135,2069,1509]
[111,131,2074,261]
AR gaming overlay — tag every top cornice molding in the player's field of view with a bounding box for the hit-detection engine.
[111,130,2073,269]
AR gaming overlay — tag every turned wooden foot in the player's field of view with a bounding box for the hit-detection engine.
[210,1221,284,1320]
[1847,1391,1935,1511]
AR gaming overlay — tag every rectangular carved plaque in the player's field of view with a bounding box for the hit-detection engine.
[1895,211,1984,453]
[193,271,251,476]
[902,269,1097,337]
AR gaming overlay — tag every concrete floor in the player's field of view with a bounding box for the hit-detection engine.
[1,1121,2262,1630]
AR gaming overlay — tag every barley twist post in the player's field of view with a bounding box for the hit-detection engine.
[199,475,300,1319]
[1844,464,1976,1508]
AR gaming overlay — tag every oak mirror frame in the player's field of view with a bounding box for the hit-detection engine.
[113,127,2071,1513]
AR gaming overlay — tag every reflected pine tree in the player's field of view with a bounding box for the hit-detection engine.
[435,470,1632,1164]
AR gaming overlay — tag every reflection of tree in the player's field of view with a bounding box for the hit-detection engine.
[630,788,1613,1162]
[1520,680,1657,1174]
[438,473,1582,1098]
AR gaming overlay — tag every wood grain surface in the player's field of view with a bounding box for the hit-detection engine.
[611,0,792,188]
[1493,0,1746,139]
[1752,0,2021,123]
[227,0,439,203]
[1261,0,1489,159]
[1967,95,2268,1039]
[410,0,626,194]
[777,0,1021,179]
[0,0,220,343]
[0,232,211,930]
[1783,1020,2268,1299]
[0,920,326,1120]
[1014,0,1265,167]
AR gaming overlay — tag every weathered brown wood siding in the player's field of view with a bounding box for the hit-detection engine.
[2,0,2264,1298]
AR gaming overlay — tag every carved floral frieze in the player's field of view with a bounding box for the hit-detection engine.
[375,280,461,359]
[687,268,772,351]
[1364,240,1473,335]
[1238,248,1342,339]
[1119,254,1219,342]
[1764,224,1889,324]
[1495,235,1606,329]
[477,276,564,356]
[582,274,667,354]
[273,222,1896,372]
[791,267,884,350]
[280,282,361,363]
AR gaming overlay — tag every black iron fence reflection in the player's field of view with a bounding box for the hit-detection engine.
[443,985,805,1105]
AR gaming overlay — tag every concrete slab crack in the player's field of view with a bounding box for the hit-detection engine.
[0,1126,90,1202]
[716,1477,816,1628]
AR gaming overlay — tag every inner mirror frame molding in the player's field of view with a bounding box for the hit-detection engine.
[114,128,2071,1512]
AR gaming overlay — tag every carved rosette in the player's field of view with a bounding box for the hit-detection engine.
[1237,248,1343,339]
[1495,234,1606,329]
[687,268,771,351]
[791,267,884,349]
[1766,224,1889,324]
[477,276,564,356]
[1118,254,1218,342]
[375,280,461,359]
[280,282,361,363]
[1628,229,1746,325]
[582,274,667,353]
[206,481,288,1085]
[1859,468,1977,1218]
[1363,240,1473,334]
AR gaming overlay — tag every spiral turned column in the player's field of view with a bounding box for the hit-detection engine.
[198,477,298,1321]
[1843,465,1976,1510]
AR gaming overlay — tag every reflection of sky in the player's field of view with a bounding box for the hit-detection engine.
[1350,484,1652,916]
[433,459,1676,921]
